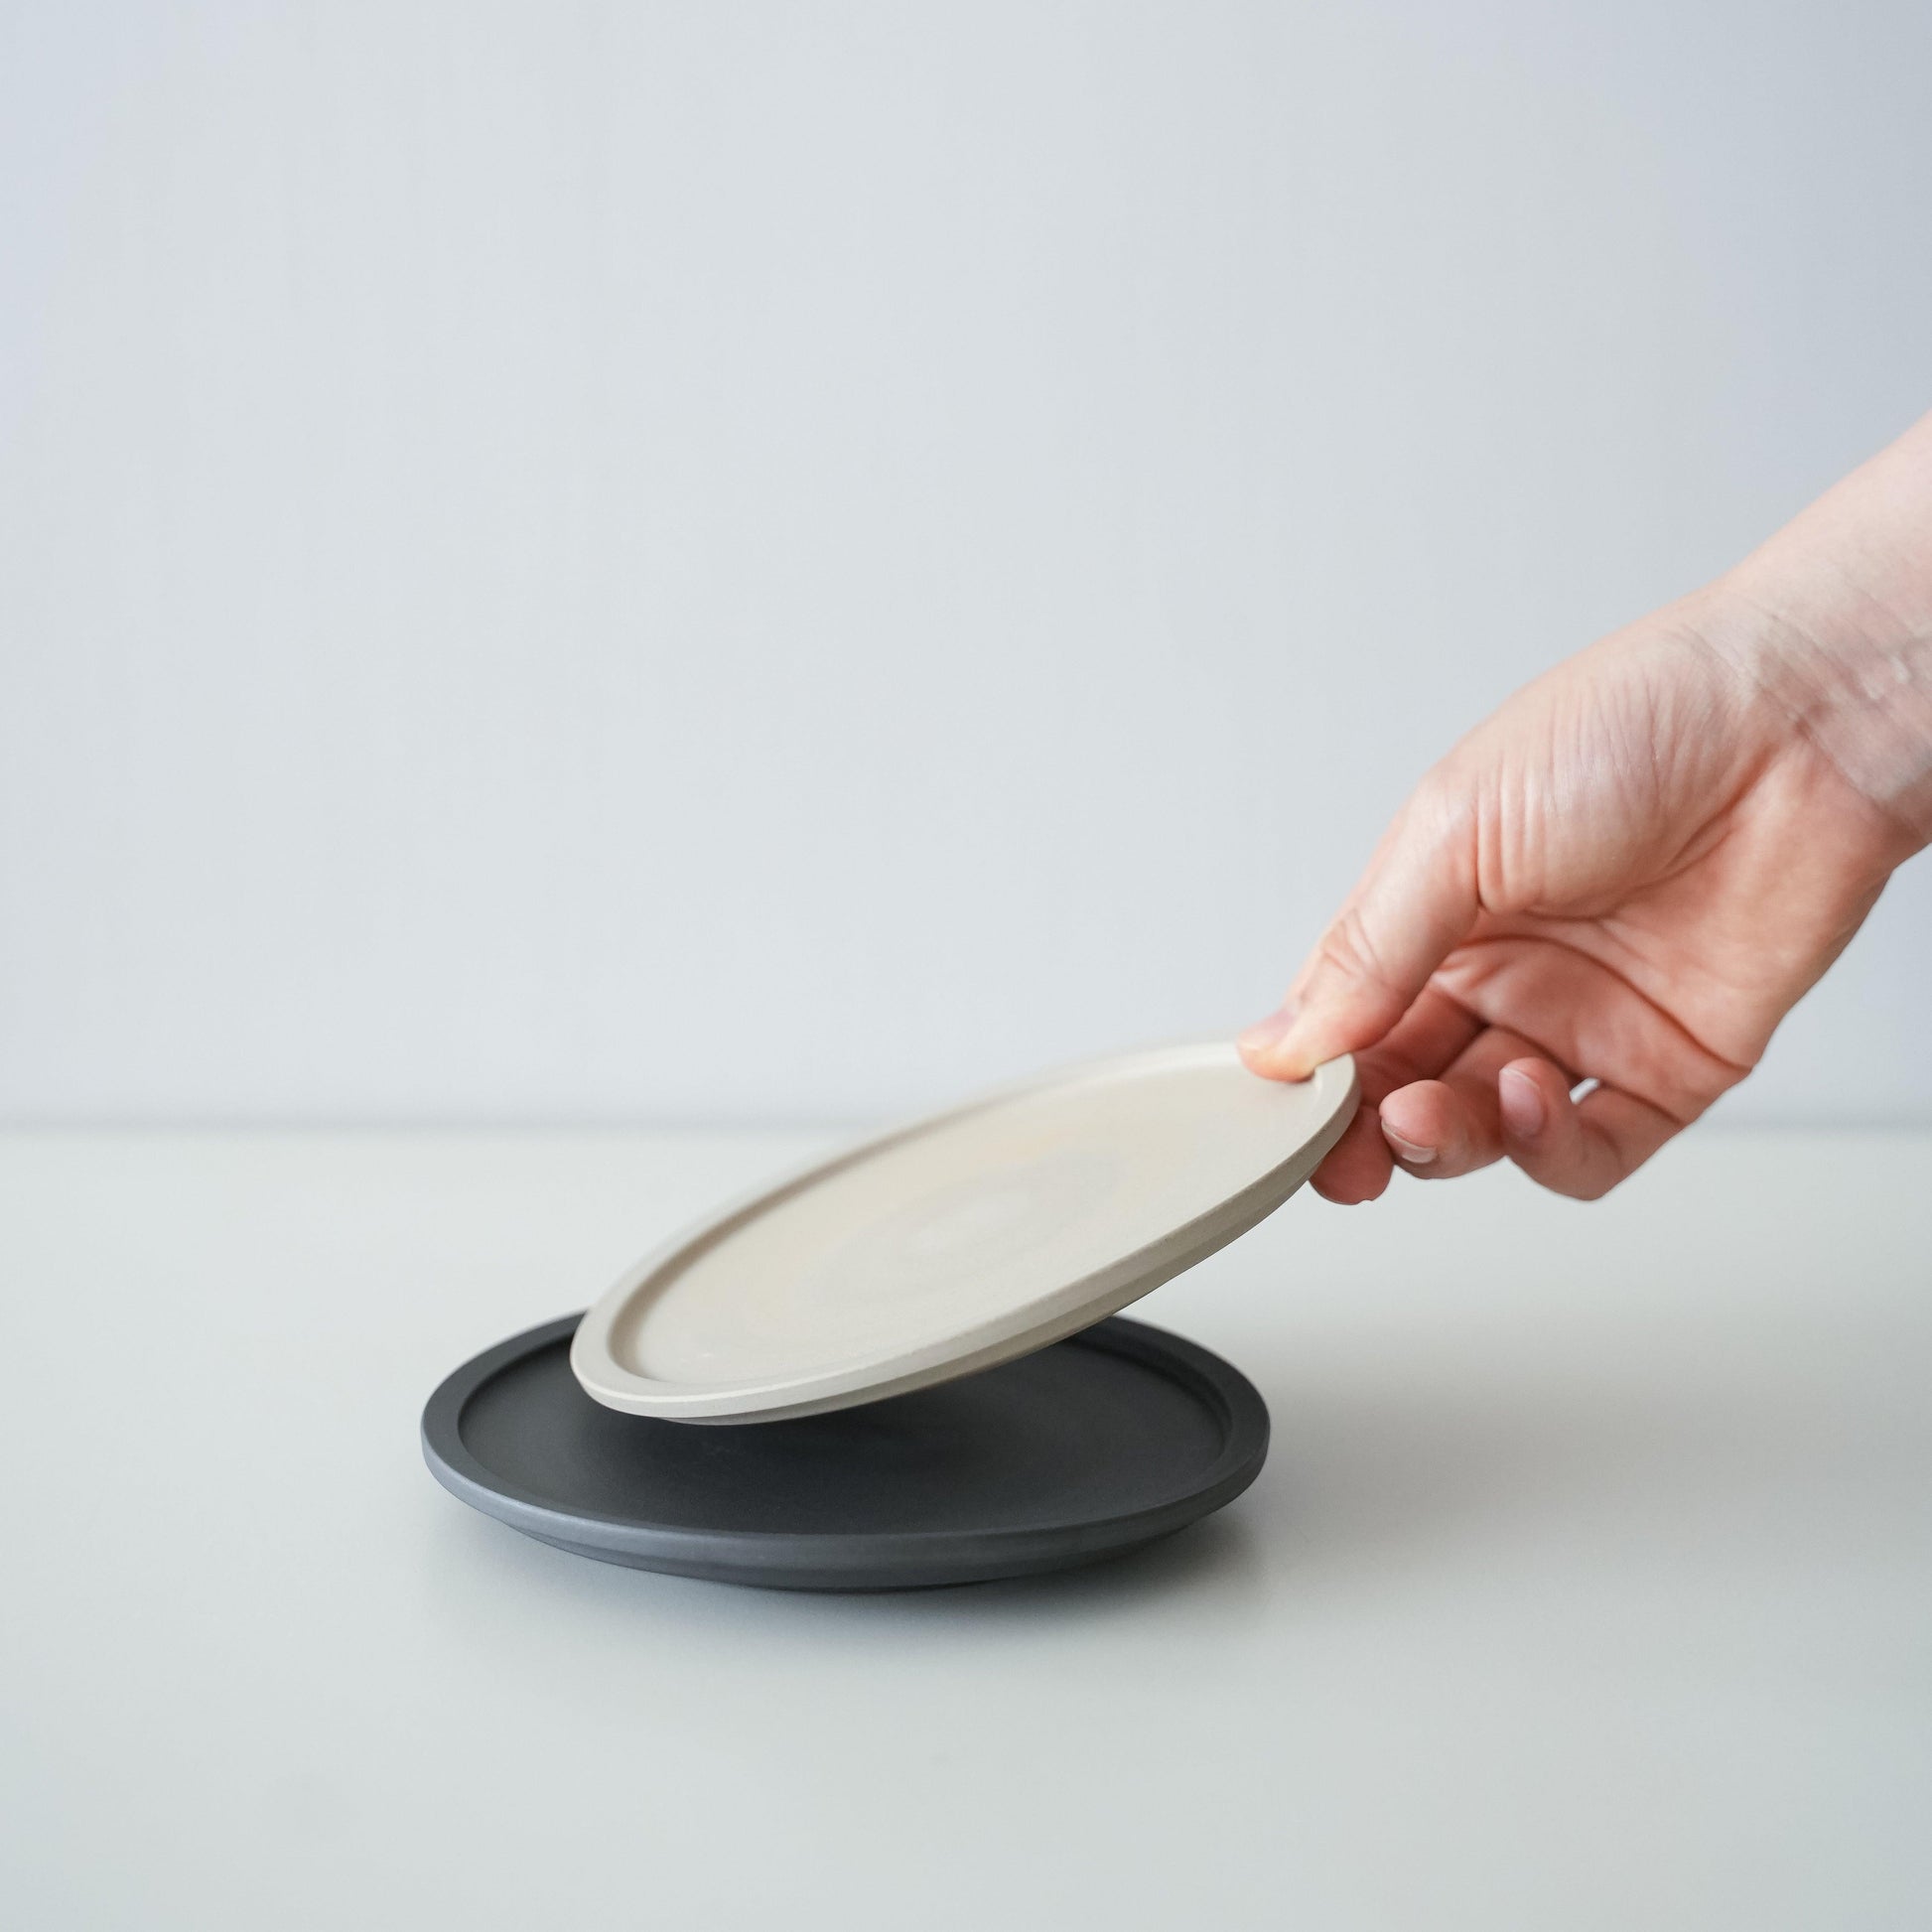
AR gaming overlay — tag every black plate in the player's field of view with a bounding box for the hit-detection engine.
[422,1312,1269,1590]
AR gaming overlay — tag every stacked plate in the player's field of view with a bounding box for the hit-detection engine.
[422,1043,1356,1589]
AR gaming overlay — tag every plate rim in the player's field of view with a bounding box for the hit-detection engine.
[567,1041,1355,1424]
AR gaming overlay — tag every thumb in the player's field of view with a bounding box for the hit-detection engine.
[1239,779,1479,1079]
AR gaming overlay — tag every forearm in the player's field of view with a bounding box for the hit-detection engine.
[1705,410,1932,851]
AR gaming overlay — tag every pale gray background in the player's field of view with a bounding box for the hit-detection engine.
[3,0,1928,1127]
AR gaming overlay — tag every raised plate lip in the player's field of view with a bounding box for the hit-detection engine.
[421,1311,1272,1590]
[567,1042,1356,1426]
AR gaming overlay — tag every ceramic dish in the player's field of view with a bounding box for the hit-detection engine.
[424,1311,1270,1590]
[570,1042,1356,1424]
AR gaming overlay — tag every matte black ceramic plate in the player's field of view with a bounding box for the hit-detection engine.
[423,1312,1269,1590]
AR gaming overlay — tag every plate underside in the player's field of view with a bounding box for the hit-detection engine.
[571,1043,1354,1423]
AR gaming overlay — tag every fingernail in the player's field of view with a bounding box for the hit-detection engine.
[1381,1124,1436,1166]
[1499,1065,1546,1139]
[1237,1003,1298,1059]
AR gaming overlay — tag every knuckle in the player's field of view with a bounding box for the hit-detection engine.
[1412,762,1480,852]
[1316,905,1400,998]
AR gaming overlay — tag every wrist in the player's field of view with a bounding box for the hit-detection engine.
[1703,418,1932,852]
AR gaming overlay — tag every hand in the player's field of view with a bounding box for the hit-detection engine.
[1239,416,1932,1202]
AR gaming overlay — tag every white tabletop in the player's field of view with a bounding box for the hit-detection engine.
[3,1126,1928,1930]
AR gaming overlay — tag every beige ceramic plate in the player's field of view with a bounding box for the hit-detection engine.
[570,1041,1358,1424]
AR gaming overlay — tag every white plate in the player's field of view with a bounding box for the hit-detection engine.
[570,1042,1358,1424]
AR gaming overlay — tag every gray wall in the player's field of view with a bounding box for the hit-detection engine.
[4,1,1928,1126]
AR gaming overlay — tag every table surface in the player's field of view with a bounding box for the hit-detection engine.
[3,1125,1929,1931]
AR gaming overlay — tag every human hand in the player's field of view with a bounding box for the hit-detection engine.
[1240,416,1932,1201]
